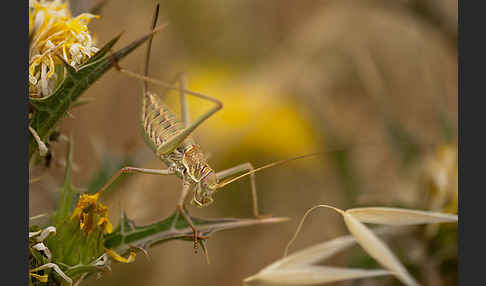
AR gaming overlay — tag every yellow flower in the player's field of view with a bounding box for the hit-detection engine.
[70,191,137,264]
[71,193,113,234]
[71,192,138,264]
[29,0,99,97]
[425,143,458,214]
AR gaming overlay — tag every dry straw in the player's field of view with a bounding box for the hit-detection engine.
[244,205,457,285]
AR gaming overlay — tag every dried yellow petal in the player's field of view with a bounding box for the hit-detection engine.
[30,273,48,283]
[105,248,136,263]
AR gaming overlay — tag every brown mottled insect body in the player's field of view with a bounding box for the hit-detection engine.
[100,2,326,255]
[100,3,273,251]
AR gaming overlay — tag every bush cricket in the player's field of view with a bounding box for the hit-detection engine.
[100,3,321,251]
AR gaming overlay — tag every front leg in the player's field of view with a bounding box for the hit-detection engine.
[98,166,175,196]
[215,162,271,218]
[177,180,209,252]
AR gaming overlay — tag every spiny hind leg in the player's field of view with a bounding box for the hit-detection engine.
[176,72,190,128]
[155,71,190,128]
[110,61,223,155]
[215,162,271,219]
[155,84,222,154]
[177,180,209,252]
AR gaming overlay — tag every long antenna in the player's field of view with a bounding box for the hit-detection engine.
[216,152,324,189]
[143,2,160,94]
[215,138,405,190]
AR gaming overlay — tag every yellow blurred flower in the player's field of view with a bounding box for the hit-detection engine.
[170,65,320,158]
[425,143,458,214]
[29,0,99,97]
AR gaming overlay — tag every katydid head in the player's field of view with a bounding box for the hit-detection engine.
[191,171,218,207]
[191,152,324,207]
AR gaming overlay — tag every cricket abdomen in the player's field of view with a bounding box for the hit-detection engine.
[141,91,195,154]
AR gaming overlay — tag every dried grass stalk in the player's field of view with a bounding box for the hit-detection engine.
[346,207,458,225]
[245,204,458,285]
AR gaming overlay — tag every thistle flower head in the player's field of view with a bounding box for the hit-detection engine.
[29,0,99,97]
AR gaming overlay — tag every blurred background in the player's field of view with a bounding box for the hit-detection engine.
[30,0,457,285]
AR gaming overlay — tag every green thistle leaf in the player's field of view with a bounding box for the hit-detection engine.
[104,211,288,255]
[53,135,75,226]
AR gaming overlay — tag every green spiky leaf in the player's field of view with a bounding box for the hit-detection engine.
[53,135,76,226]
[104,211,288,255]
